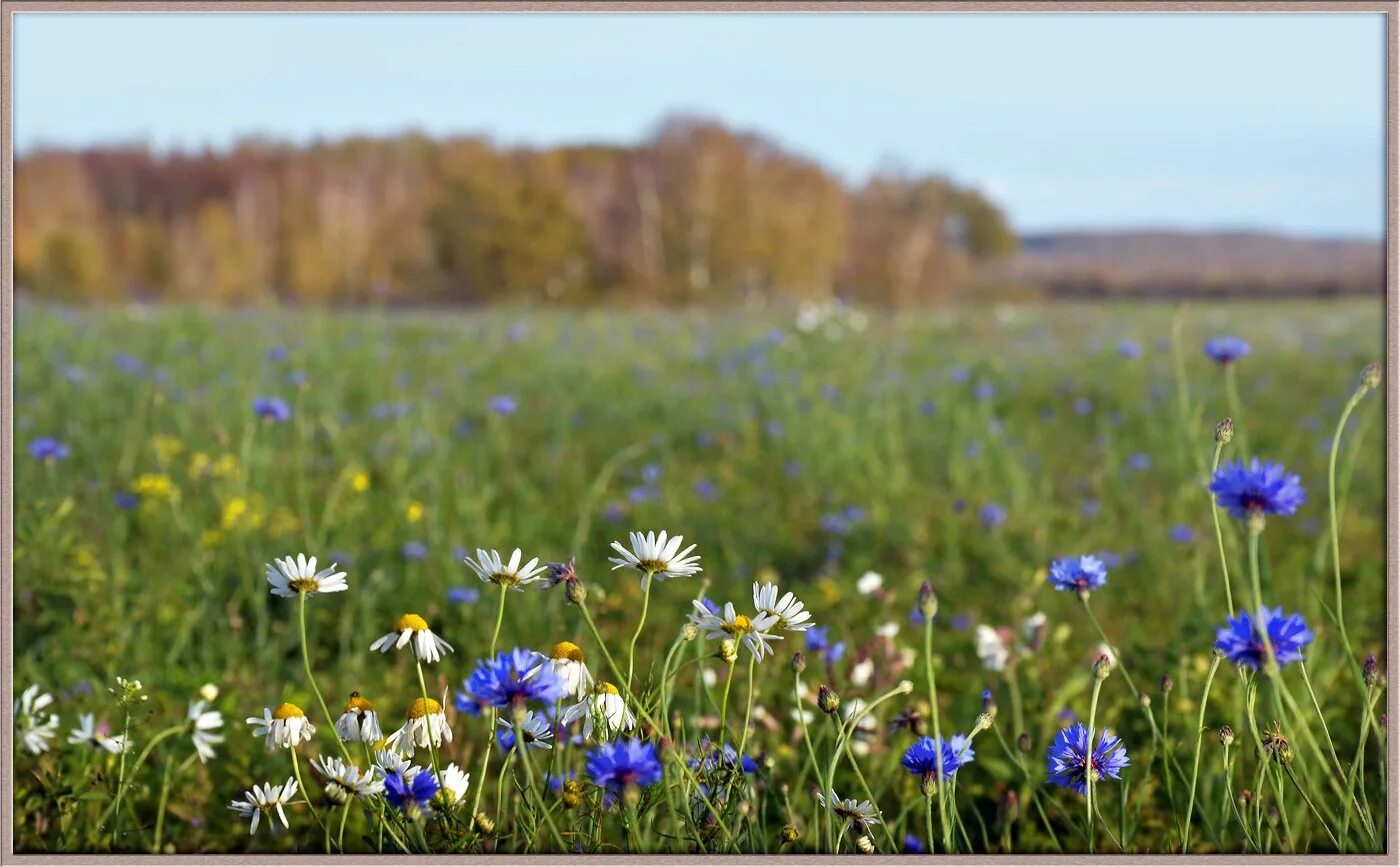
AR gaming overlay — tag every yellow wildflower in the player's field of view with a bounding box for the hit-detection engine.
[133,473,177,502]
[406,501,424,523]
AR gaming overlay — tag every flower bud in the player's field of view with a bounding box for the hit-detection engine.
[1092,654,1112,681]
[817,684,840,715]
[917,581,938,620]
[1138,692,1151,709]
[1000,790,1020,825]
[919,771,939,798]
[856,834,875,854]
[1017,731,1032,753]
[790,651,807,674]
[1215,417,1234,444]
[681,622,700,642]
[565,576,587,605]
[562,779,583,809]
[199,683,219,702]
[972,711,995,736]
[1218,725,1235,747]
[779,825,801,845]
[1160,675,1173,695]
[1361,362,1381,391]
[473,812,496,834]
[718,639,738,664]
[1363,654,1382,689]
[981,689,997,716]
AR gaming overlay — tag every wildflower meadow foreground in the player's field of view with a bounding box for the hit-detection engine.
[11,302,1388,854]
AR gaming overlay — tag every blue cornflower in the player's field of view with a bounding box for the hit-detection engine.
[1169,524,1196,544]
[805,626,832,653]
[447,586,480,605]
[903,834,927,854]
[694,480,718,502]
[585,738,663,803]
[113,491,140,510]
[401,541,428,560]
[641,463,663,485]
[1204,336,1251,365]
[252,396,290,422]
[1214,607,1313,671]
[1209,458,1306,520]
[464,648,566,709]
[545,770,576,793]
[1046,722,1130,794]
[1048,555,1108,595]
[980,503,1007,529]
[28,437,69,462]
[947,734,976,766]
[486,394,517,415]
[1117,339,1142,359]
[1127,453,1151,472]
[384,769,439,813]
[901,736,962,781]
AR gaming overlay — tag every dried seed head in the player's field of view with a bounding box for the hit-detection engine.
[681,622,700,642]
[1361,362,1382,391]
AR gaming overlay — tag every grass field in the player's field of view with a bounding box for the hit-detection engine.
[10,298,1388,854]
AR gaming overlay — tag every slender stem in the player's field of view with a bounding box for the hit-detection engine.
[414,659,443,782]
[794,673,822,844]
[923,615,951,852]
[337,802,350,851]
[513,723,567,851]
[489,583,508,658]
[289,747,327,837]
[1086,675,1103,852]
[1326,386,1365,653]
[108,711,134,844]
[624,570,656,694]
[1223,364,1249,456]
[1182,655,1221,852]
[470,586,510,823]
[152,753,175,853]
[718,659,737,742]
[100,725,182,837]
[1246,526,1277,677]
[300,592,354,763]
[1207,441,1236,616]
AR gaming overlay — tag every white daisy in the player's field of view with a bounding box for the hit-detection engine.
[855,571,884,596]
[753,582,814,632]
[369,613,454,664]
[817,789,883,829]
[560,682,635,741]
[228,777,299,835]
[531,641,595,700]
[311,755,384,804]
[609,530,702,582]
[334,692,383,744]
[15,684,59,755]
[435,763,472,805]
[188,700,224,763]
[385,697,453,757]
[464,548,548,591]
[497,710,554,750]
[264,553,348,598]
[850,658,875,687]
[976,625,1010,672]
[67,713,130,754]
[246,703,316,750]
[689,600,782,660]
[374,748,414,776]
[875,621,899,640]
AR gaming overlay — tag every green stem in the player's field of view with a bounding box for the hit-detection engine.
[1207,441,1236,616]
[514,722,567,851]
[624,570,656,694]
[1086,675,1103,852]
[923,616,951,852]
[1181,654,1221,852]
[300,592,353,763]
[1326,386,1366,655]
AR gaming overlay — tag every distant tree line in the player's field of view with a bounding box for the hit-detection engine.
[14,115,1017,307]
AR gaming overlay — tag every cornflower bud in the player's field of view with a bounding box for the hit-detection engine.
[791,651,807,674]
[1160,675,1173,695]
[1215,417,1234,444]
[1092,655,1112,681]
[1139,692,1151,709]
[1017,731,1032,753]
[917,581,938,620]
[1363,654,1382,689]
[817,684,840,715]
[1361,362,1381,391]
[1218,725,1235,747]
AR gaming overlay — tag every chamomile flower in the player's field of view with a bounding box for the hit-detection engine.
[689,600,782,660]
[496,710,555,751]
[817,789,882,830]
[753,582,814,632]
[464,547,549,591]
[264,553,348,597]
[532,641,595,699]
[608,530,702,582]
[67,714,130,754]
[188,700,225,763]
[855,571,884,596]
[246,703,316,750]
[370,613,454,664]
[311,755,385,804]
[228,777,298,835]
[561,682,636,740]
[435,763,472,805]
[15,684,59,755]
[374,749,415,777]
[334,692,384,743]
[386,697,453,757]
[975,625,1011,671]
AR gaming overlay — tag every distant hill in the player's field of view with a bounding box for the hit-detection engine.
[1000,230,1384,299]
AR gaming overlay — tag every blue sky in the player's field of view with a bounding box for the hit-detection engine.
[13,12,1386,236]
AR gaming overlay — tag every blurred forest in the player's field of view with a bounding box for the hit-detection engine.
[14,115,1018,308]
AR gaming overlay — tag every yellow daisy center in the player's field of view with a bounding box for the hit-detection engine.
[723,614,753,635]
[595,682,620,696]
[272,702,306,720]
[289,576,320,592]
[488,571,518,586]
[550,641,585,662]
[636,558,668,573]
[407,697,442,719]
[344,694,375,714]
[396,613,429,632]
